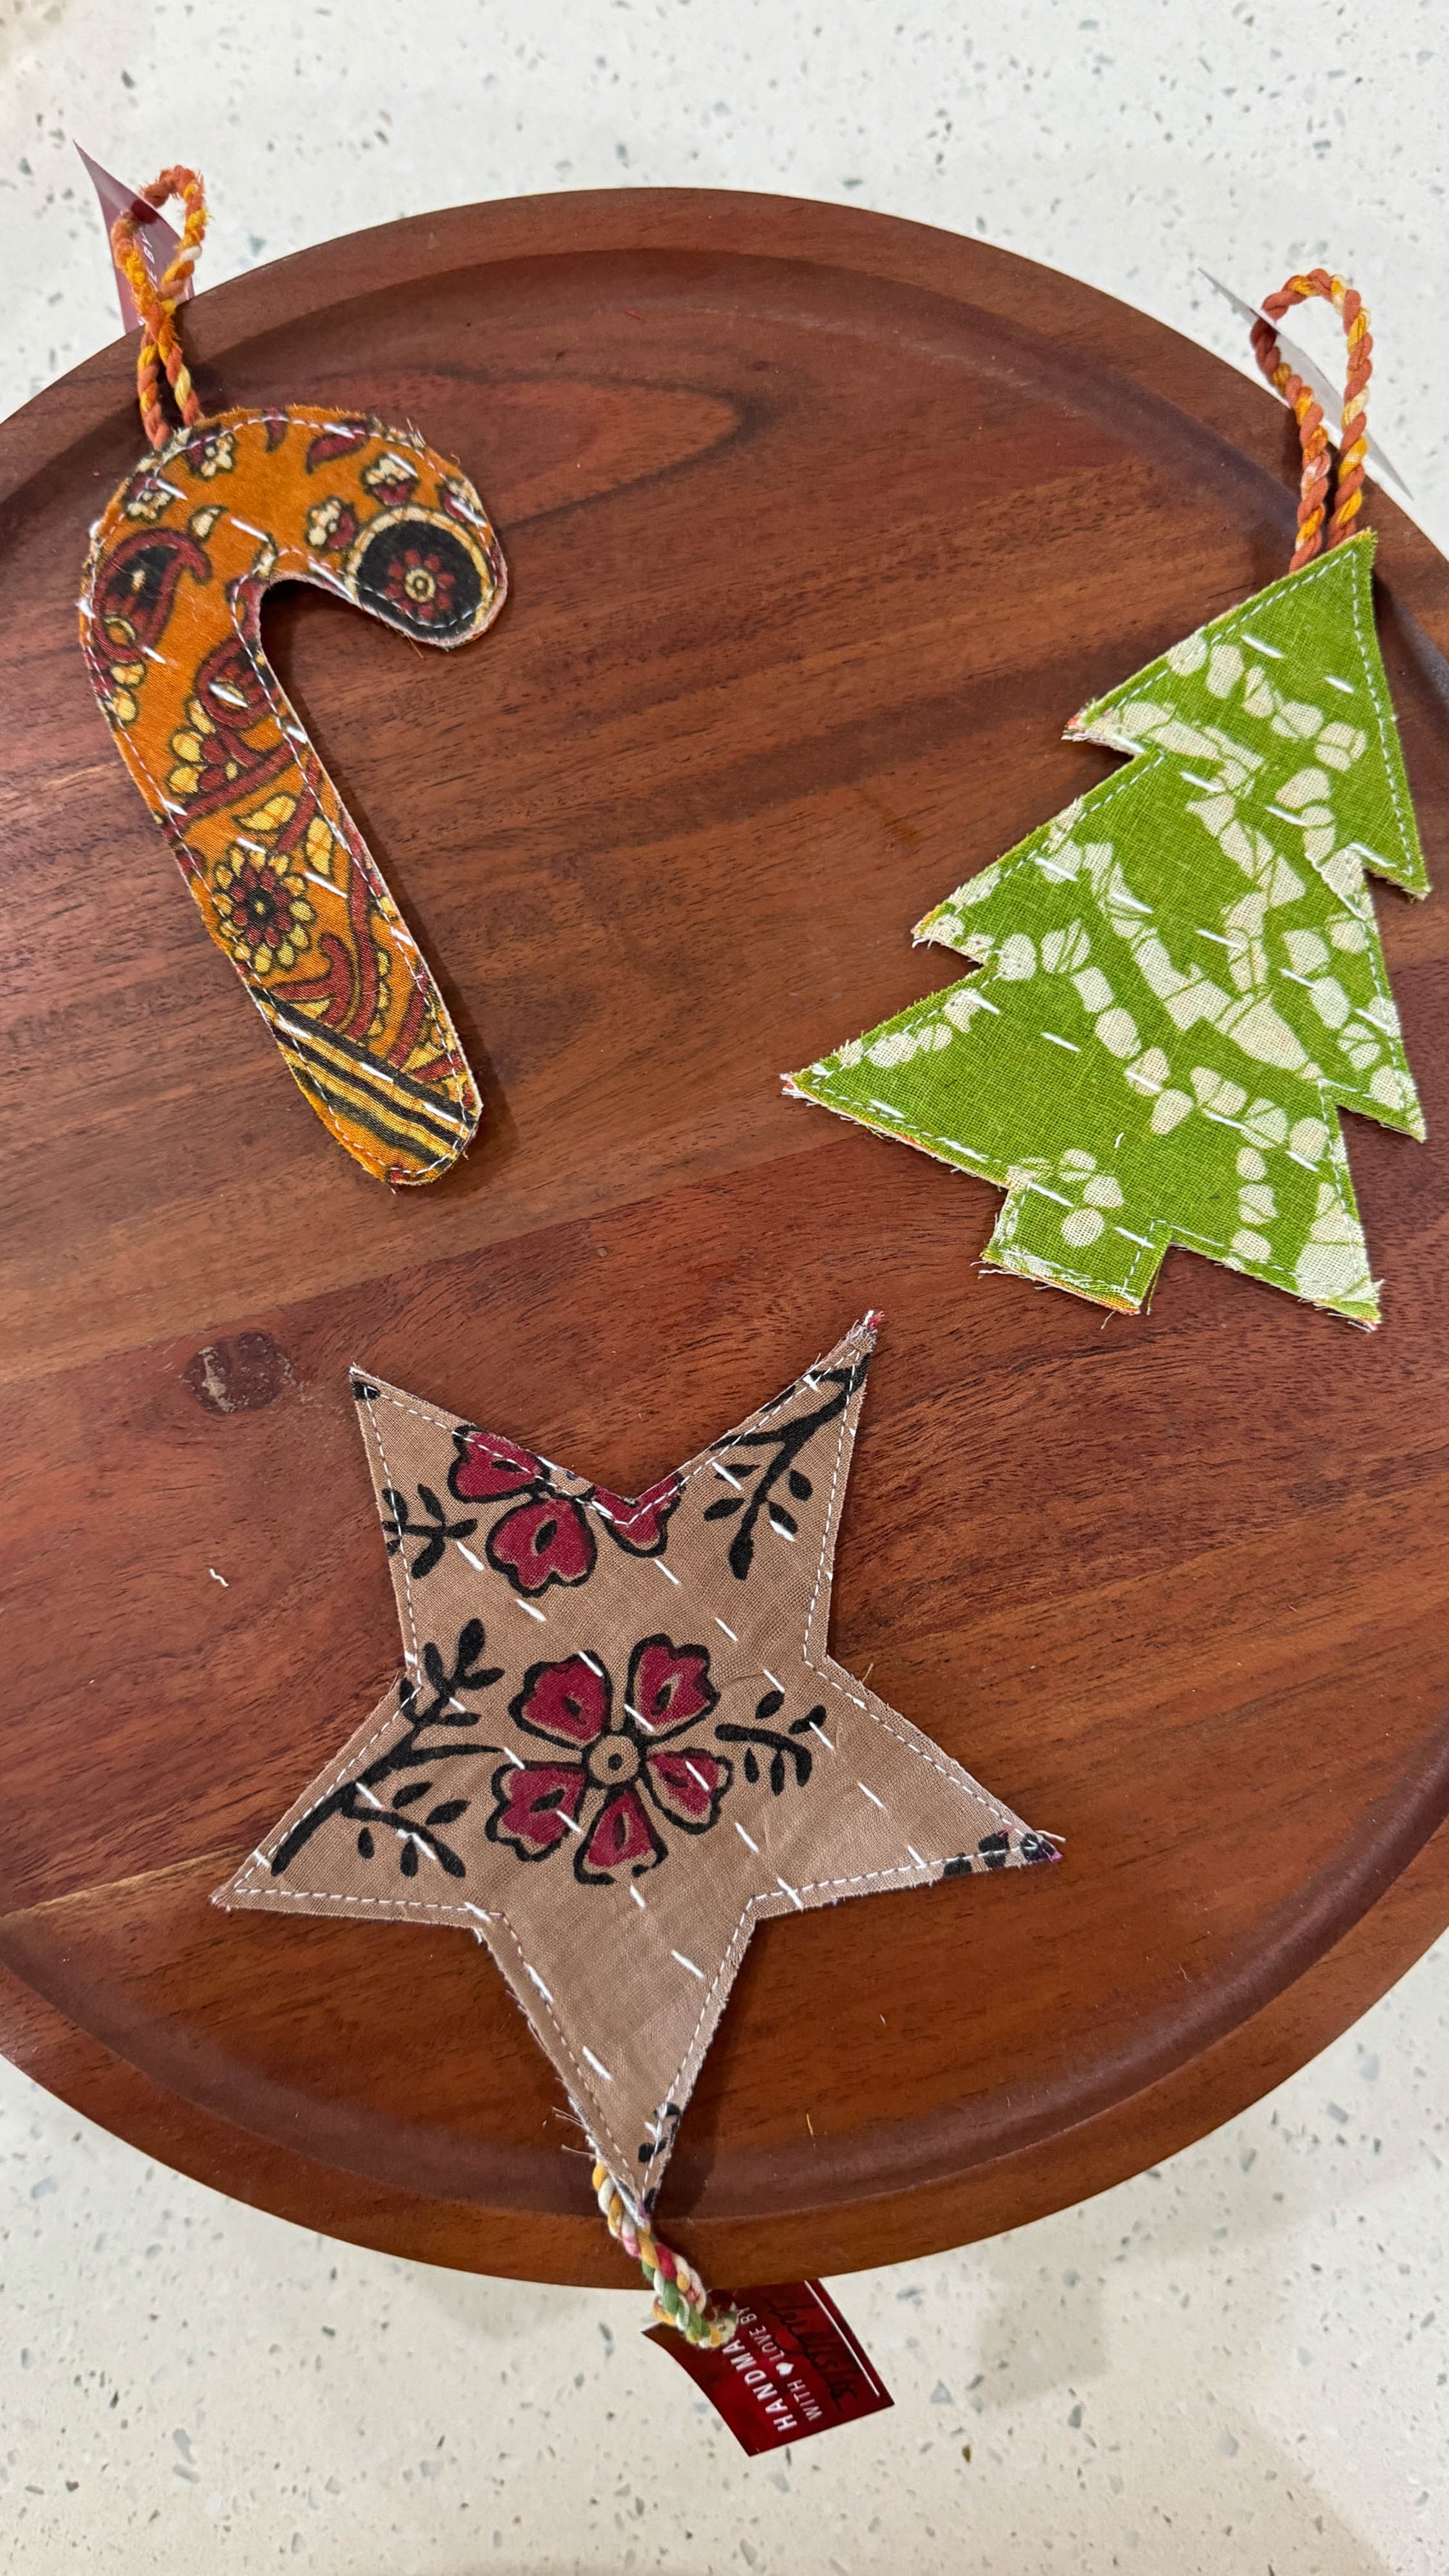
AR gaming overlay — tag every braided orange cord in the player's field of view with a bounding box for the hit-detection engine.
[110,165,209,450]
[1250,268,1373,573]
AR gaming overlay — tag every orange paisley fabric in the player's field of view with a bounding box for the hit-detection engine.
[80,406,506,1183]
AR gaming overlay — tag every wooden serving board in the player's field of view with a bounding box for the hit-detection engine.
[2,191,1447,2289]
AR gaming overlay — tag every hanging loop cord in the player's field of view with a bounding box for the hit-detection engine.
[110,164,209,451]
[593,2162,738,2347]
[1250,269,1373,574]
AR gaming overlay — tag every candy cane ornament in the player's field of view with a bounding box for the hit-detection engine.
[81,169,505,1185]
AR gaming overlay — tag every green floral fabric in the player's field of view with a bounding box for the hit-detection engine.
[788,532,1428,1323]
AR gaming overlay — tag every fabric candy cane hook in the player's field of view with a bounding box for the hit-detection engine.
[83,162,506,1184]
[1250,268,1373,573]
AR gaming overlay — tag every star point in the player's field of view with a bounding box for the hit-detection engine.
[217,1316,1058,2209]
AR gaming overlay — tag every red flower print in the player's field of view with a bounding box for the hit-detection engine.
[484,1637,730,1885]
[644,1746,732,1833]
[591,1472,683,1560]
[210,846,314,977]
[449,1422,604,1597]
[304,496,360,554]
[487,1759,588,1862]
[306,419,372,470]
[627,1635,717,1735]
[180,427,237,480]
[511,1652,611,1752]
[487,1494,596,1594]
[575,1787,664,1883]
[449,1427,543,1503]
[383,543,457,629]
[362,451,422,509]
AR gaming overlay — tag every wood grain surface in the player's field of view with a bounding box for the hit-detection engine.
[2,190,1447,2290]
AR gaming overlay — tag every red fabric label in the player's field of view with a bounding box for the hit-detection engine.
[646,2281,892,2454]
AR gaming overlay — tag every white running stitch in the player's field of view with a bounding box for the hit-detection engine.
[347,1332,1017,1831]
[78,406,488,1178]
[803,593,1423,1296]
[1095,534,1423,1115]
[348,1318,880,1519]
[239,1317,1023,2189]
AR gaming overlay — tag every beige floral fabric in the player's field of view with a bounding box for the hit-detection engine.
[216,1318,1056,2209]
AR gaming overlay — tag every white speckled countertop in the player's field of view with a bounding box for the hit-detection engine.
[1,3,1445,2568]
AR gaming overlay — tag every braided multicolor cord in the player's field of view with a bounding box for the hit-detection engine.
[1250,267,1373,574]
[110,164,209,451]
[593,2163,738,2347]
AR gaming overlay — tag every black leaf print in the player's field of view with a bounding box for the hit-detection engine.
[1017,1833,1058,1866]
[435,1686,501,1724]
[271,1616,506,1885]
[638,2100,683,2175]
[456,1617,490,1678]
[380,1483,480,1581]
[710,1355,868,1582]
[717,1685,814,1794]
[703,1496,743,1520]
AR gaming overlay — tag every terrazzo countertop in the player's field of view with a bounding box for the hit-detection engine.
[1,3,1446,2569]
[3,1956,1444,2572]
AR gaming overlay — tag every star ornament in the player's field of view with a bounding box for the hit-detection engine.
[217,1316,1059,2214]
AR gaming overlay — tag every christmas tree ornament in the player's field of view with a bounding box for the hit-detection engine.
[215,1315,1059,2335]
[80,167,506,1184]
[788,272,1429,1323]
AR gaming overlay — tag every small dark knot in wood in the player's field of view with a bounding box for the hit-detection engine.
[183,1331,294,1415]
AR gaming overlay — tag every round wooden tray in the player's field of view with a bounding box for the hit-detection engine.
[3,191,1447,2289]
